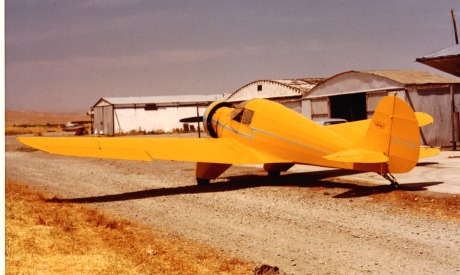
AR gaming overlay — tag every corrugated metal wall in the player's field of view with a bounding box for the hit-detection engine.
[307,87,459,147]
[366,91,388,118]
[93,105,114,135]
[112,105,208,134]
[406,85,460,147]
[277,100,301,113]
[310,97,330,120]
[309,91,396,120]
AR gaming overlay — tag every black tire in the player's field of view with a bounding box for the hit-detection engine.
[390,182,399,190]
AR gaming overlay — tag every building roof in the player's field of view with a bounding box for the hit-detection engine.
[227,78,324,101]
[363,70,459,85]
[93,94,227,108]
[270,78,325,93]
[416,45,460,77]
[304,70,459,99]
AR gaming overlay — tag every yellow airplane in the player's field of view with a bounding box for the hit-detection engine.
[18,94,439,189]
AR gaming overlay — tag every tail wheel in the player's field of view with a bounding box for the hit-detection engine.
[383,173,399,190]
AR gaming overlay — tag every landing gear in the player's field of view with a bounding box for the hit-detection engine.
[390,181,399,190]
[196,178,210,185]
[382,173,399,190]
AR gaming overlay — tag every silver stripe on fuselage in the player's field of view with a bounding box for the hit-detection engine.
[211,119,331,155]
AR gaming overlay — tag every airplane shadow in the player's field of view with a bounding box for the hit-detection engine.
[332,181,443,198]
[48,169,444,203]
[416,162,439,167]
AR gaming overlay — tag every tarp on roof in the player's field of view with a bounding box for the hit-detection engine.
[416,45,460,77]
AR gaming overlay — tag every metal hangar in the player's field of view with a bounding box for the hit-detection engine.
[302,70,460,147]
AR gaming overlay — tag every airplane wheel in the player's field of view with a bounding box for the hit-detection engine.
[383,173,399,190]
[197,178,210,185]
[268,171,281,177]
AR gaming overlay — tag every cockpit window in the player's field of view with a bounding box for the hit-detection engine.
[230,108,243,122]
[241,109,254,125]
[229,108,254,125]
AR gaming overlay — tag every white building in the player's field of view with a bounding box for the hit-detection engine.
[91,78,323,136]
[227,78,323,112]
[92,94,226,135]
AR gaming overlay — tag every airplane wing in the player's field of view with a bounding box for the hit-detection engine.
[17,136,288,165]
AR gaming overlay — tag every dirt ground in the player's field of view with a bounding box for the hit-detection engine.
[5,135,460,274]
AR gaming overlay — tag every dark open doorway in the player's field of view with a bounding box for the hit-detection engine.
[329,93,367,122]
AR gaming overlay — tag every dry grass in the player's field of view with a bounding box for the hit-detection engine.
[5,125,63,136]
[371,191,460,221]
[5,180,253,274]
[5,110,88,125]
[5,109,90,136]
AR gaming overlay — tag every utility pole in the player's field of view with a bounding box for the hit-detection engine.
[451,9,458,150]
[452,9,459,44]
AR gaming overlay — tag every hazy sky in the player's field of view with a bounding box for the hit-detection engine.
[6,0,460,112]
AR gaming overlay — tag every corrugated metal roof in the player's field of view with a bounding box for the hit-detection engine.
[304,70,459,99]
[227,78,324,101]
[417,44,460,59]
[363,70,459,85]
[95,94,227,106]
[416,45,460,77]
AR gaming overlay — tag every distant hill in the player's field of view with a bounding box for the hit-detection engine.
[5,110,90,125]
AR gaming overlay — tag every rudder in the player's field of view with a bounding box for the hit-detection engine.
[359,94,420,174]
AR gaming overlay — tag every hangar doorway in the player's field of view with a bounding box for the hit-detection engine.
[329,93,367,122]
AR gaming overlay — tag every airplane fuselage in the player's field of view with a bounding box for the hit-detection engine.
[205,98,359,171]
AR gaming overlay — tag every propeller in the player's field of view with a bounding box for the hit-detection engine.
[179,116,204,138]
[179,116,203,123]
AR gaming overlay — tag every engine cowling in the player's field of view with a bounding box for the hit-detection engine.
[203,101,233,138]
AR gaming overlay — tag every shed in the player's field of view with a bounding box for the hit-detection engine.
[227,78,324,113]
[92,94,226,136]
[302,70,460,147]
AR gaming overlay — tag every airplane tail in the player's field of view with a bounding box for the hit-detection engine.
[324,94,422,174]
[359,94,420,174]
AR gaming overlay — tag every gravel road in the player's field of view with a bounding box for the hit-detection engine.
[6,136,460,274]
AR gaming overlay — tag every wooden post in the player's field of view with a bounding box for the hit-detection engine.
[451,85,457,150]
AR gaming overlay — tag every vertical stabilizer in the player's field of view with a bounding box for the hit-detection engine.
[359,94,420,173]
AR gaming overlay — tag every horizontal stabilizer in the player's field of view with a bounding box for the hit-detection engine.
[323,149,388,163]
[415,112,434,127]
[419,147,440,159]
